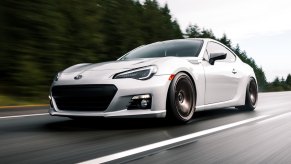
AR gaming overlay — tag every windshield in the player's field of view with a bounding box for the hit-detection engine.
[120,40,203,60]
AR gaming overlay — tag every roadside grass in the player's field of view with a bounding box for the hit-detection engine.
[0,94,48,106]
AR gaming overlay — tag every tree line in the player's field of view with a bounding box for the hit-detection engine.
[0,0,289,100]
[0,0,182,97]
[266,74,291,91]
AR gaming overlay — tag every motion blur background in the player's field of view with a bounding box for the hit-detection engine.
[0,0,290,106]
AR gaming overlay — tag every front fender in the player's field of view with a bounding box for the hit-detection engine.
[155,57,205,107]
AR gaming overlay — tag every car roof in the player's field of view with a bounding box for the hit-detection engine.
[150,38,216,44]
[186,38,218,43]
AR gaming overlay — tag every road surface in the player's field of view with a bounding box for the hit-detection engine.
[1,91,291,164]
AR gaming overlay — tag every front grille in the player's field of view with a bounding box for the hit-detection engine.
[52,85,117,111]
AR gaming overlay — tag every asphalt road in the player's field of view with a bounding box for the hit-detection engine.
[1,91,291,164]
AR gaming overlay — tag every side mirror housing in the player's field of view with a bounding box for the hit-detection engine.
[209,53,227,65]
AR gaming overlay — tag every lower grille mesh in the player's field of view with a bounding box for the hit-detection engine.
[52,85,117,111]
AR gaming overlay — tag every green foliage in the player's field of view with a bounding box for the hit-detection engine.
[186,24,268,91]
[0,94,47,106]
[0,0,182,98]
[286,74,291,85]
[266,74,291,91]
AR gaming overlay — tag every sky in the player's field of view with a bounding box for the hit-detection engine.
[155,0,291,82]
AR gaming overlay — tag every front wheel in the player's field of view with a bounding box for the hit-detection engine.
[166,72,196,123]
[237,77,258,111]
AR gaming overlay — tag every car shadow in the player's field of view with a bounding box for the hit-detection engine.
[45,117,169,131]
[44,107,255,131]
[193,107,254,120]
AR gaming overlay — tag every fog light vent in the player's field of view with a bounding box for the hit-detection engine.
[128,94,151,110]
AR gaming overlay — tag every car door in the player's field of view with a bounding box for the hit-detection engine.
[202,41,240,105]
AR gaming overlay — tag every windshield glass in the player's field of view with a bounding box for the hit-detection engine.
[120,40,203,60]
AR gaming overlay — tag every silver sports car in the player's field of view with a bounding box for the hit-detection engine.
[49,38,258,123]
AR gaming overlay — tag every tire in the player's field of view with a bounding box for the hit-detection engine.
[166,72,196,123]
[237,77,258,111]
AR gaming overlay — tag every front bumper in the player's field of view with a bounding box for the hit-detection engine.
[49,75,170,118]
[49,109,166,118]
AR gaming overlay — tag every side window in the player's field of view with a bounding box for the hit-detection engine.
[206,42,236,62]
[225,48,236,62]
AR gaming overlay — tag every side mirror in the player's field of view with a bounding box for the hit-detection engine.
[209,53,227,65]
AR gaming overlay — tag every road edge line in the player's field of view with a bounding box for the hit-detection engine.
[0,113,48,119]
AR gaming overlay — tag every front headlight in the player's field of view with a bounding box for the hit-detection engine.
[113,65,157,80]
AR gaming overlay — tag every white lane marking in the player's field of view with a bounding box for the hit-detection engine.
[257,111,291,124]
[79,115,268,164]
[0,113,48,119]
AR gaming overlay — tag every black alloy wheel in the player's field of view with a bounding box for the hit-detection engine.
[237,77,258,111]
[167,72,196,123]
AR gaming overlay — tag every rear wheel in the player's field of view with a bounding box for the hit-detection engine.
[167,72,196,123]
[237,77,258,111]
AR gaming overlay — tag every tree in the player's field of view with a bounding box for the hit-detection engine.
[186,24,201,38]
[286,74,291,85]
[219,33,231,48]
[200,28,216,39]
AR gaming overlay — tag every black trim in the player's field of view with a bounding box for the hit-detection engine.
[52,84,117,111]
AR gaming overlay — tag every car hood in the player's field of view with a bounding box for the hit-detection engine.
[62,58,161,74]
[55,57,200,83]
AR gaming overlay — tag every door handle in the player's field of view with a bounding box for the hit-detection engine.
[232,68,237,74]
